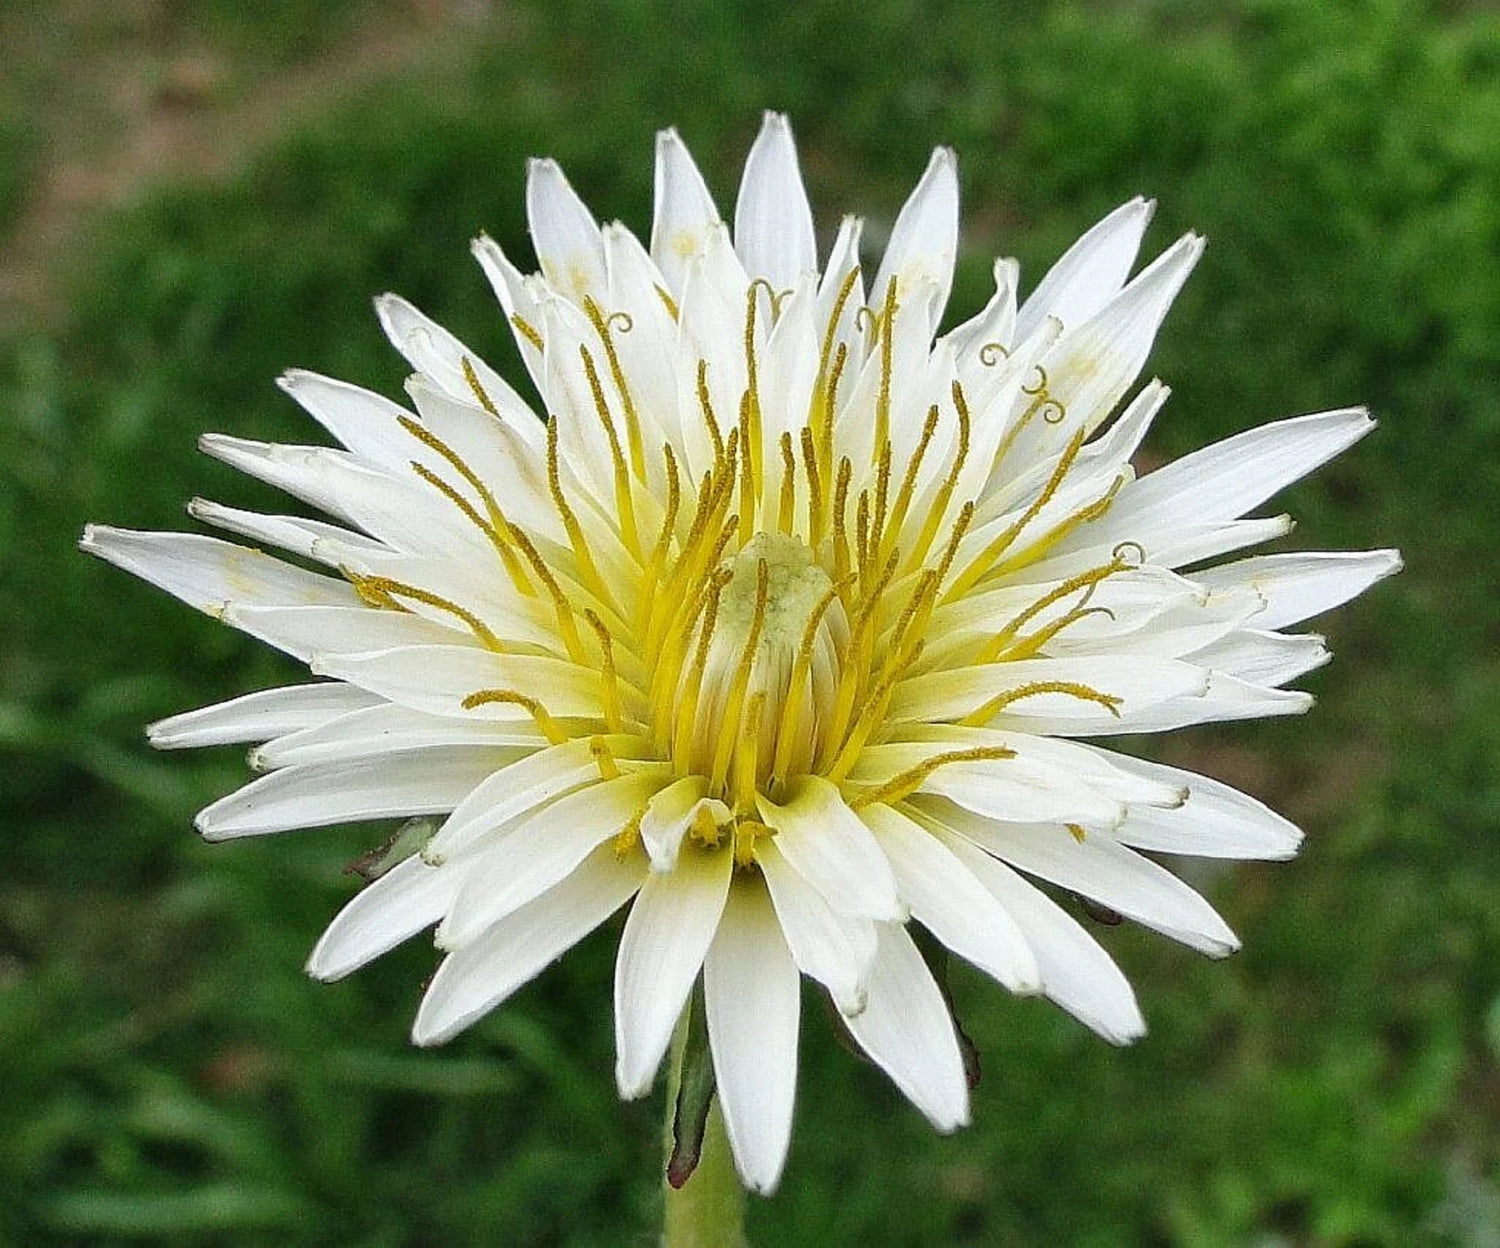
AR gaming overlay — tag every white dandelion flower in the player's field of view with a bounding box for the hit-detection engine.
[83,113,1399,1195]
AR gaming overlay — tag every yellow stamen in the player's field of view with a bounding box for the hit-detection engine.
[770,576,848,789]
[799,426,824,542]
[959,680,1123,728]
[582,609,625,732]
[975,557,1131,664]
[943,427,1088,603]
[581,296,647,480]
[777,431,797,536]
[590,735,621,780]
[848,745,1018,810]
[578,344,640,557]
[696,359,725,465]
[460,688,568,744]
[460,356,501,418]
[709,559,769,794]
[407,460,534,596]
[506,526,585,661]
[545,419,613,608]
[510,314,544,353]
[347,572,503,651]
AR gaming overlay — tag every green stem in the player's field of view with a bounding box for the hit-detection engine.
[661,1018,747,1248]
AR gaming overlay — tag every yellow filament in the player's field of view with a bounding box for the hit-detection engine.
[975,558,1130,664]
[831,456,853,586]
[582,609,624,731]
[984,474,1125,581]
[959,680,1123,728]
[407,460,534,596]
[906,384,972,573]
[826,647,918,783]
[848,745,1018,810]
[882,406,939,560]
[348,573,504,651]
[654,284,680,321]
[869,440,893,561]
[460,688,568,744]
[696,359,725,465]
[510,314,544,353]
[820,342,848,487]
[581,296,647,480]
[742,286,765,502]
[460,357,501,418]
[777,431,797,535]
[545,419,612,608]
[799,426,823,542]
[990,369,1068,479]
[733,818,773,869]
[771,577,848,788]
[709,560,769,793]
[507,526,585,661]
[818,267,860,391]
[734,692,767,814]
[670,569,730,765]
[738,390,757,539]
[999,606,1117,662]
[590,735,621,780]
[872,279,897,462]
[638,443,682,636]
[943,427,1088,603]
[578,344,641,557]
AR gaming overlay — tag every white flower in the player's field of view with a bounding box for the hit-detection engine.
[82,113,1399,1194]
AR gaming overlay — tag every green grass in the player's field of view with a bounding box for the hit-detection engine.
[3,0,1497,1243]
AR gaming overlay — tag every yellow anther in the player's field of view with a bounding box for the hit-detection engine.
[581,296,647,481]
[582,609,625,732]
[404,461,534,596]
[510,314,544,353]
[943,427,1088,604]
[346,572,503,651]
[710,559,769,794]
[506,526,585,661]
[882,406,939,560]
[460,356,501,418]
[976,557,1131,664]
[695,359,725,465]
[873,278,897,462]
[545,419,613,609]
[819,267,860,387]
[578,343,641,557]
[1067,823,1087,844]
[654,284,680,321]
[959,680,1123,729]
[460,689,568,744]
[986,473,1125,580]
[799,426,824,542]
[848,745,1018,810]
[777,431,797,536]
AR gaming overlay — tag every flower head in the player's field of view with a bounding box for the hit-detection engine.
[83,113,1398,1193]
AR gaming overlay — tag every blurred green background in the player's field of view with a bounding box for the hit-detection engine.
[2,0,1496,1243]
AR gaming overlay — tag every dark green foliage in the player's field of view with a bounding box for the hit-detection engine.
[2,0,1496,1242]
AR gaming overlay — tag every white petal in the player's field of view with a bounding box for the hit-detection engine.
[927,799,1240,957]
[413,843,645,1045]
[306,854,459,981]
[1085,749,1304,860]
[196,746,504,840]
[1187,628,1330,688]
[933,827,1145,1043]
[80,526,358,618]
[734,112,816,287]
[252,703,543,770]
[614,846,733,1098]
[525,157,608,300]
[1082,672,1312,735]
[756,776,902,921]
[438,771,665,947]
[312,645,622,722]
[704,879,800,1194]
[862,804,1040,993]
[651,127,723,298]
[1015,197,1154,341]
[869,147,960,331]
[1194,550,1402,630]
[148,683,380,749]
[186,499,386,567]
[841,924,969,1132]
[1105,408,1375,534]
[757,839,877,1015]
[426,736,652,863]
[223,602,475,663]
[373,293,541,452]
[275,369,414,472]
[890,656,1209,731]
